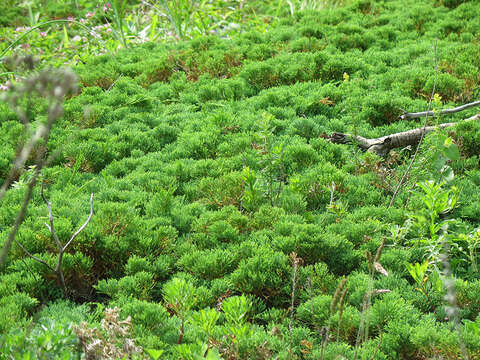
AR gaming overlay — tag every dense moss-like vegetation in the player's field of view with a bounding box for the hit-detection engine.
[1,0,480,359]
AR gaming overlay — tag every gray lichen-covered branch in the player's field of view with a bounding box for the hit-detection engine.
[330,114,480,156]
[399,100,480,120]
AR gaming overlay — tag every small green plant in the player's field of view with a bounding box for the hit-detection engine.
[23,1,41,27]
[286,0,350,15]
[163,277,198,344]
[241,113,289,211]
[241,167,262,212]
[353,238,389,360]
[176,343,222,360]
[456,229,480,273]
[463,317,480,337]
[221,295,253,358]
[326,181,348,221]
[320,277,347,360]
[190,307,220,345]
[108,0,128,48]
[160,0,196,40]
[425,133,460,184]
[144,348,164,360]
[0,320,80,359]
[431,93,443,123]
[152,0,247,40]
[406,260,442,311]
[222,295,251,326]
[288,252,302,358]
[409,180,458,266]
[252,112,287,207]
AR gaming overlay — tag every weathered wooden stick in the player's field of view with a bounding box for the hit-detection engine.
[330,114,480,156]
[400,100,480,120]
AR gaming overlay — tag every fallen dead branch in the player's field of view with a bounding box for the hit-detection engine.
[329,113,480,157]
[400,100,480,120]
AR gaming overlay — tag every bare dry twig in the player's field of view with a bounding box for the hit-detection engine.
[38,183,94,293]
[6,180,94,295]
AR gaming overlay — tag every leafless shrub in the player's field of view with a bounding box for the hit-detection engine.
[12,179,94,295]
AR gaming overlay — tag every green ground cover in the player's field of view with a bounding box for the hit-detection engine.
[1,0,480,359]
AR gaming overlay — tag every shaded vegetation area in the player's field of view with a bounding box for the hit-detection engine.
[1,0,480,359]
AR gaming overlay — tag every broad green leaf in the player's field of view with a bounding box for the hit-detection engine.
[444,143,459,161]
[145,349,164,360]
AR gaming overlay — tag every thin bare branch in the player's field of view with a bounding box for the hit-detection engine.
[13,238,55,272]
[46,200,62,250]
[63,193,94,251]
[329,181,335,207]
[41,179,63,251]
[41,189,93,291]
[464,113,480,122]
[400,99,480,120]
